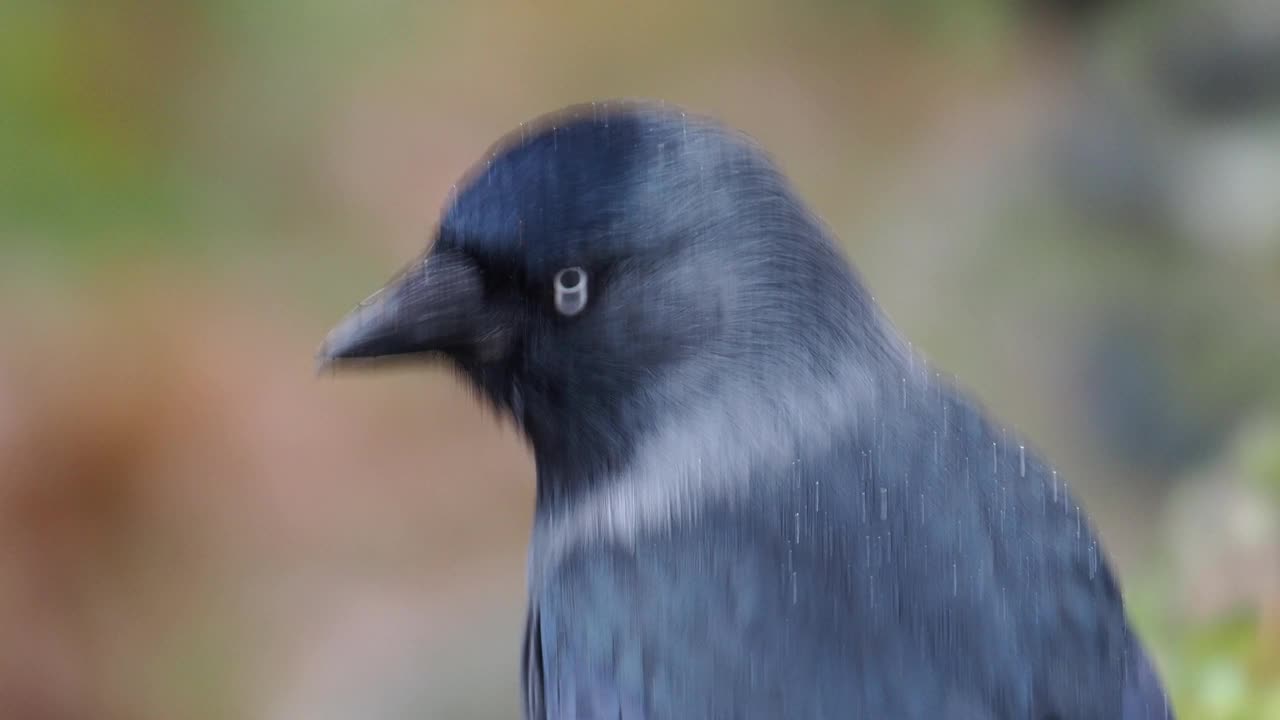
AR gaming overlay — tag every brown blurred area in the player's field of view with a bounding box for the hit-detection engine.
[0,268,535,718]
[1,1,1278,718]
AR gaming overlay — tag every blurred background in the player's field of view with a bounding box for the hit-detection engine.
[1,0,1278,718]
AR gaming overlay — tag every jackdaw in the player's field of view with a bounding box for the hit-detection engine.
[318,101,1174,719]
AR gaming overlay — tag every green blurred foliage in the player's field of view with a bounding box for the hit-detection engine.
[0,3,189,244]
[1129,419,1280,719]
[1134,583,1280,720]
[1243,418,1280,502]
[1170,613,1279,720]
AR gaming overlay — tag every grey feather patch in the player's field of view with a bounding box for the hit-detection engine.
[530,356,879,576]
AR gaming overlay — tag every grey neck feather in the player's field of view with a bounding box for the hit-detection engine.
[528,307,900,583]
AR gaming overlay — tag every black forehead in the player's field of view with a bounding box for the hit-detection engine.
[439,104,691,276]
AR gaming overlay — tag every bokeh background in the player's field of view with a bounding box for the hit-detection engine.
[2,1,1278,718]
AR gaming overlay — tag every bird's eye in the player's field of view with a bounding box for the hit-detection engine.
[553,267,588,317]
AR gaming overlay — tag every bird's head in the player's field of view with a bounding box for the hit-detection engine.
[320,101,892,497]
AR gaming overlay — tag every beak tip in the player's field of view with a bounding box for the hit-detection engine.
[314,340,339,375]
[314,320,358,374]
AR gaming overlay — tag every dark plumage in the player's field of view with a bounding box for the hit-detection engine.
[318,101,1174,719]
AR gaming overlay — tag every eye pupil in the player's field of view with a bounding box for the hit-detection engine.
[558,268,582,290]
[554,267,588,316]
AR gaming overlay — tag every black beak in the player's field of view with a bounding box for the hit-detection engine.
[317,249,492,370]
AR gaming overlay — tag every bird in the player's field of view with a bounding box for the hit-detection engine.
[317,101,1175,719]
